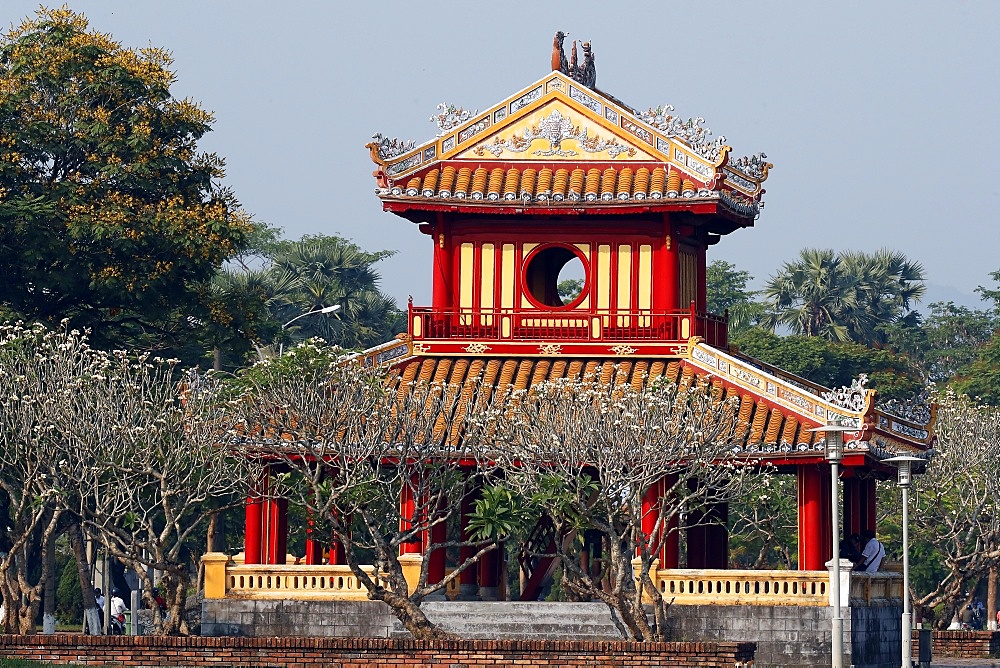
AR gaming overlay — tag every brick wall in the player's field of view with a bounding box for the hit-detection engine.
[0,635,756,668]
[911,630,1000,658]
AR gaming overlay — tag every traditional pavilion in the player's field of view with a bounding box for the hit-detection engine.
[222,36,934,605]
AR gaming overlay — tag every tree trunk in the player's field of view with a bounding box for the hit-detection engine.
[213,347,222,371]
[42,531,56,634]
[67,524,102,635]
[990,565,998,631]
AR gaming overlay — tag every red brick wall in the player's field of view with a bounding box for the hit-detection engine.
[912,630,1000,658]
[0,635,755,667]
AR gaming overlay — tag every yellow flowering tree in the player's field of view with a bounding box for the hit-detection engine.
[0,7,254,352]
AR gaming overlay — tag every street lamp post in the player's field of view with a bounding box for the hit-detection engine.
[810,423,854,668]
[884,454,923,668]
[279,305,341,356]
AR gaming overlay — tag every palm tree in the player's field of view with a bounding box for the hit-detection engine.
[762,248,925,346]
[266,236,404,350]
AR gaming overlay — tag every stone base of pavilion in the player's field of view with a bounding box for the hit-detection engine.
[202,554,903,667]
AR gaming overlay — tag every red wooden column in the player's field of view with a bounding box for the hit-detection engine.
[798,464,831,571]
[304,514,323,565]
[640,479,662,559]
[660,216,678,311]
[426,501,448,591]
[661,474,680,568]
[265,497,288,565]
[431,215,453,310]
[696,244,707,313]
[399,474,422,555]
[843,473,863,538]
[862,476,878,535]
[458,483,480,599]
[479,542,502,600]
[244,467,269,565]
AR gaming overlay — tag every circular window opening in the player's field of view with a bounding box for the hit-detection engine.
[524,245,588,308]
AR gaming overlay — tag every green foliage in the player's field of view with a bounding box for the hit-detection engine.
[557,278,584,303]
[884,301,999,385]
[55,554,82,625]
[467,485,538,542]
[728,474,798,570]
[763,248,925,345]
[706,260,766,334]
[952,334,1000,405]
[732,328,922,399]
[264,235,404,350]
[0,8,254,355]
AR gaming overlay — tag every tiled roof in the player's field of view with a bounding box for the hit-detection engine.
[387,355,828,455]
[378,163,761,217]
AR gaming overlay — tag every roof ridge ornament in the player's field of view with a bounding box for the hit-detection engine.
[552,31,596,89]
[638,105,726,163]
[822,374,870,413]
[431,103,478,136]
[369,133,416,161]
[730,152,772,180]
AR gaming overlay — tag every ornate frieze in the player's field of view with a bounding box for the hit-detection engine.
[510,85,544,114]
[457,117,490,144]
[386,153,421,176]
[473,109,637,159]
[569,85,601,113]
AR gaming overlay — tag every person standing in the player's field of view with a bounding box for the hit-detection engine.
[858,530,885,573]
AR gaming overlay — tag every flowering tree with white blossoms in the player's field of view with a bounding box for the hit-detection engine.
[58,356,257,635]
[0,323,79,634]
[0,322,256,635]
[889,391,1000,628]
[485,373,751,641]
[224,343,499,639]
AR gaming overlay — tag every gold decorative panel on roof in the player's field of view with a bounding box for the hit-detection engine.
[368,68,772,217]
[456,100,657,162]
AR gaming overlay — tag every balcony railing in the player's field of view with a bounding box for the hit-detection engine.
[653,568,830,606]
[204,555,899,608]
[408,304,728,348]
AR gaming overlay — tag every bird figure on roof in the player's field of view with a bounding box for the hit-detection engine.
[552,31,569,74]
[577,41,596,88]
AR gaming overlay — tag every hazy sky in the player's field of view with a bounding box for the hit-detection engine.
[5,1,999,310]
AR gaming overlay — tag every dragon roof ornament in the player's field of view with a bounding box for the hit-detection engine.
[877,389,933,426]
[638,105,726,163]
[730,152,772,180]
[370,133,416,161]
[822,374,871,413]
[431,103,478,136]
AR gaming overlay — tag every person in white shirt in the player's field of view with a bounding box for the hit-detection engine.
[110,590,127,619]
[859,530,885,573]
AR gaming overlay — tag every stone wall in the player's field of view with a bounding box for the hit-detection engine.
[202,599,624,640]
[665,603,902,668]
[202,598,902,668]
[0,636,756,668]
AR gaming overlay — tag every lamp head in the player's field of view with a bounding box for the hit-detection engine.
[882,454,924,488]
[807,423,855,462]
